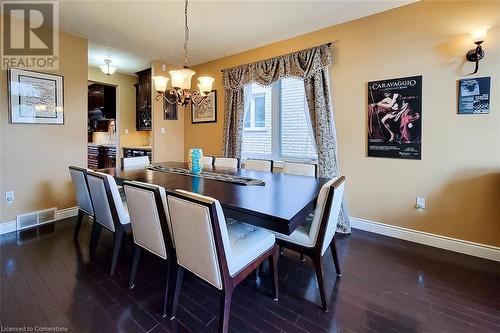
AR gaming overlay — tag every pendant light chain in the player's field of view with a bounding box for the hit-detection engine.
[184,0,189,68]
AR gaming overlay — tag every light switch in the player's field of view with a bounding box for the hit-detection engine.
[161,128,166,134]
[416,197,426,209]
[124,128,129,134]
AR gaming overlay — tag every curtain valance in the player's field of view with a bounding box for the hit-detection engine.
[222,43,332,91]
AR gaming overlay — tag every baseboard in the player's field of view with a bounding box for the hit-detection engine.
[350,217,500,262]
[0,206,79,235]
[0,220,17,235]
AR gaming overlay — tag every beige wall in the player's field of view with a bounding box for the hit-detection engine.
[151,60,185,162]
[187,0,500,247]
[88,67,150,159]
[1,27,88,223]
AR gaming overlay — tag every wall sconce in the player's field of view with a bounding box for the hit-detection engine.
[466,29,488,74]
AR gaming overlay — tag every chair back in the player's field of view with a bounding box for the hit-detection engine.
[244,159,273,172]
[308,176,345,255]
[201,156,214,166]
[283,162,317,177]
[69,166,94,216]
[214,157,239,169]
[123,156,150,168]
[167,190,232,290]
[86,171,129,231]
[123,181,174,259]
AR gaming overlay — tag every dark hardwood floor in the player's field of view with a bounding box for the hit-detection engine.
[1,217,499,333]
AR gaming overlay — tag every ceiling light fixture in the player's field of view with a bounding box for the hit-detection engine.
[99,59,118,76]
[152,0,214,107]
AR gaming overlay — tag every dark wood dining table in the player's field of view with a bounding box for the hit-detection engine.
[98,161,328,235]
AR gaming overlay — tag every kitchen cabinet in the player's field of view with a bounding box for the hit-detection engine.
[88,145,116,169]
[88,84,116,119]
[135,68,152,131]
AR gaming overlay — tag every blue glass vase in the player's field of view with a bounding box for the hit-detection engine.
[188,148,204,175]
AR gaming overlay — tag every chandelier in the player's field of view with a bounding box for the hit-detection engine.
[152,0,214,107]
[99,59,118,76]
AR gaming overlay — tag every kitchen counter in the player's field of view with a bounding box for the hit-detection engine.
[88,143,117,148]
[122,145,151,151]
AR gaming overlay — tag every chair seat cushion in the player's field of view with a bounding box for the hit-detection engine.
[226,219,275,276]
[273,213,315,248]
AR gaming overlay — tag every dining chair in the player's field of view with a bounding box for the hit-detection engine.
[283,161,317,178]
[69,166,94,240]
[86,170,131,275]
[167,189,279,333]
[201,156,214,166]
[123,156,150,168]
[244,159,273,172]
[123,181,178,318]
[272,176,345,311]
[214,157,239,168]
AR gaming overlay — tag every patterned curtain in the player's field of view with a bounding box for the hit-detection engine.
[222,43,350,233]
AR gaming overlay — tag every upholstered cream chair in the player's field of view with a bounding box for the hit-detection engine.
[283,162,317,177]
[273,176,345,311]
[201,156,214,167]
[123,181,178,318]
[214,157,239,168]
[244,159,273,172]
[69,166,94,240]
[167,190,279,333]
[86,170,131,275]
[123,156,150,168]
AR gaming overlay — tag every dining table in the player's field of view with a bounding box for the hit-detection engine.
[98,161,328,235]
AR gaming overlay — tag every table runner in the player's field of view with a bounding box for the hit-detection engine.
[146,165,265,186]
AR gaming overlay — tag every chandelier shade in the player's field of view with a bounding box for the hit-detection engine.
[99,59,118,76]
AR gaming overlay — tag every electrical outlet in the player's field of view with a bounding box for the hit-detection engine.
[416,197,426,209]
[5,191,14,204]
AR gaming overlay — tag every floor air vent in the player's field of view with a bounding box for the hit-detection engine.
[16,208,57,231]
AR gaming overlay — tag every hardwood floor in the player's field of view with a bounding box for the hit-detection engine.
[1,217,499,332]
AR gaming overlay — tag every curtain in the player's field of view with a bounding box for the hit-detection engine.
[222,43,350,233]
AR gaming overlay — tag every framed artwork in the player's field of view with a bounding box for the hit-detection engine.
[163,99,178,120]
[8,68,64,124]
[458,77,490,114]
[191,90,217,124]
[367,75,422,160]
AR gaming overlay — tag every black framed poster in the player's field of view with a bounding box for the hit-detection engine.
[367,75,422,160]
[458,77,490,114]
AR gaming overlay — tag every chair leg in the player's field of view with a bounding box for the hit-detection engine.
[218,287,234,333]
[110,229,125,276]
[163,260,179,319]
[330,241,341,276]
[128,245,142,289]
[168,266,184,319]
[73,209,84,240]
[89,220,101,258]
[268,247,279,301]
[312,255,328,312]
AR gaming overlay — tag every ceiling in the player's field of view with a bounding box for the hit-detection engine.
[59,0,417,74]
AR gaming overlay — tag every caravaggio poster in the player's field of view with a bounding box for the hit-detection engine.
[367,75,422,160]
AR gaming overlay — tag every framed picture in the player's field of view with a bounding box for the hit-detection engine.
[367,75,422,160]
[458,77,490,114]
[8,68,64,124]
[163,99,178,120]
[191,90,217,123]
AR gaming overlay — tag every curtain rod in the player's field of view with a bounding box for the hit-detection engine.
[220,42,332,72]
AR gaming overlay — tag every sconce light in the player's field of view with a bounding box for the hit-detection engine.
[466,29,488,74]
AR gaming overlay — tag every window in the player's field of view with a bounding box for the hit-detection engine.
[244,93,265,129]
[242,77,317,161]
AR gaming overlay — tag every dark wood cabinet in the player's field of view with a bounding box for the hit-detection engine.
[88,84,116,119]
[88,145,116,169]
[135,68,152,131]
[123,147,152,161]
